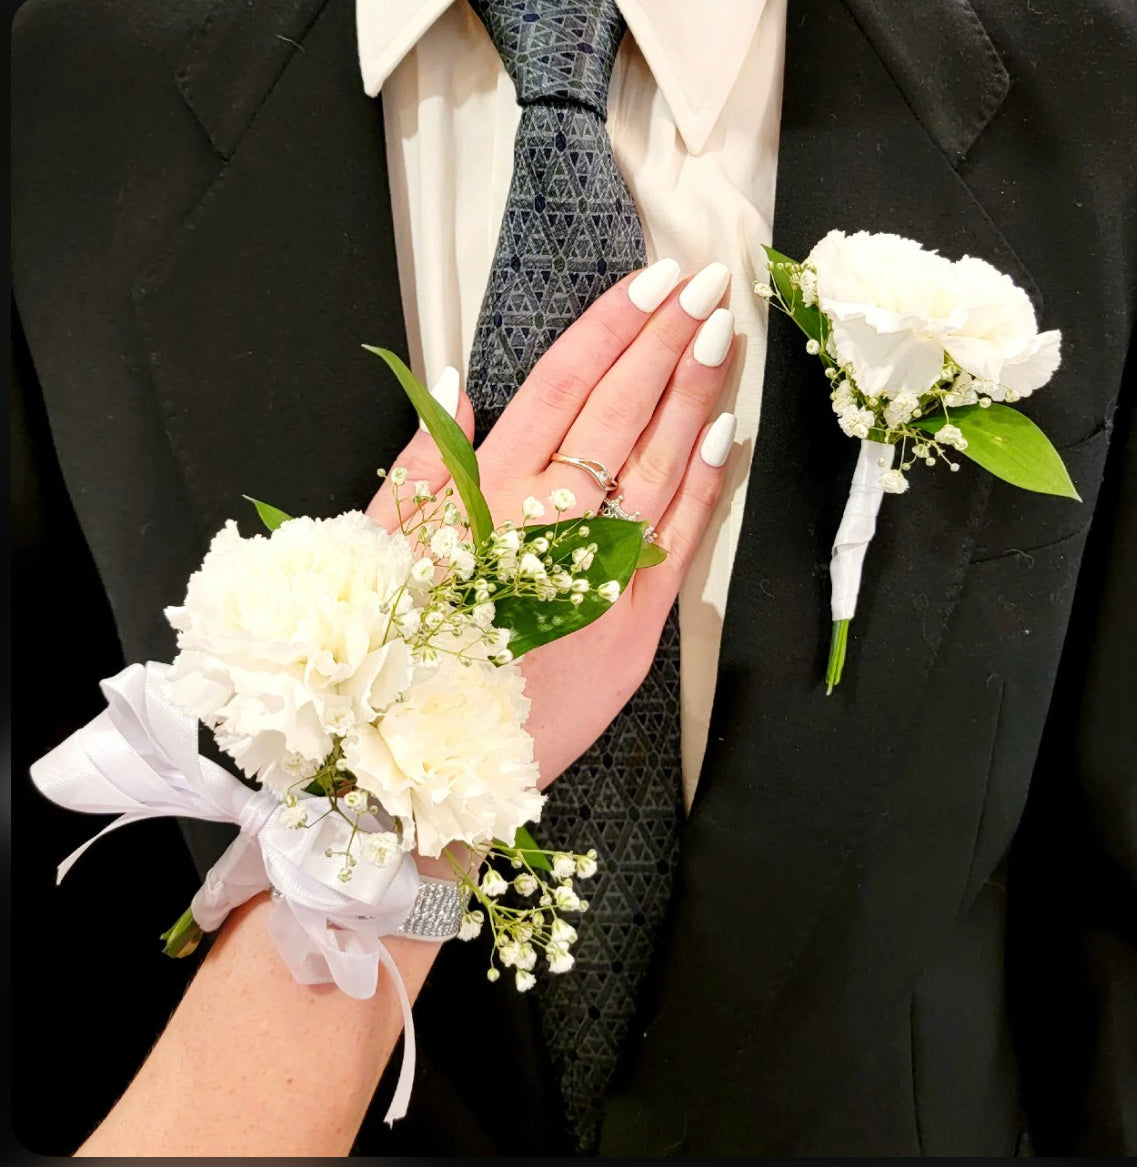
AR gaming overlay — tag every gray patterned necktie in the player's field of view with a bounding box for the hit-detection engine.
[466,0,684,1152]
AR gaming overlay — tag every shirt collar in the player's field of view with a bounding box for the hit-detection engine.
[356,0,766,155]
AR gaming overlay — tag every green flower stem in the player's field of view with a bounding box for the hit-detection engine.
[160,906,204,958]
[826,619,850,695]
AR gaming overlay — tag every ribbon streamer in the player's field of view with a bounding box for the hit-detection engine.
[830,438,895,622]
[29,661,424,1124]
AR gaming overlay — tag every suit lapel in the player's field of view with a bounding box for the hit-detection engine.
[134,0,414,547]
[603,0,1027,1151]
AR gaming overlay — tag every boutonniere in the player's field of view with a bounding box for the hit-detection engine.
[755,230,1078,692]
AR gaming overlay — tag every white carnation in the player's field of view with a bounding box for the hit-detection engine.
[807,230,1061,403]
[341,633,543,858]
[165,513,420,790]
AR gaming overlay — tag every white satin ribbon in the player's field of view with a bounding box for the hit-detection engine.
[830,439,895,622]
[29,661,423,1124]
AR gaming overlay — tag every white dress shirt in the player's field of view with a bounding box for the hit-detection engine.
[356,0,786,805]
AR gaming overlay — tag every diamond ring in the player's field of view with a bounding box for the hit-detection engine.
[549,452,620,494]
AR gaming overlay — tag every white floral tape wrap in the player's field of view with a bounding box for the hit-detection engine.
[28,660,436,1124]
[830,439,896,622]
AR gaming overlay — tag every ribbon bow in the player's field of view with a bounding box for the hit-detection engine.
[29,661,424,1123]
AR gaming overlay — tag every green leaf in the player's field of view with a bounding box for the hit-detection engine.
[635,541,668,569]
[913,404,1081,500]
[363,346,495,545]
[243,495,293,531]
[490,517,645,658]
[761,244,825,346]
[497,824,553,873]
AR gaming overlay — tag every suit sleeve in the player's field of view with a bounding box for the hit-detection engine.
[1009,327,1137,1156]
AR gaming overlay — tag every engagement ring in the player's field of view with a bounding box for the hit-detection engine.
[549,452,620,493]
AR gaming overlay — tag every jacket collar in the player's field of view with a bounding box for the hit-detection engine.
[354,0,768,156]
[177,0,1010,170]
[844,0,1011,167]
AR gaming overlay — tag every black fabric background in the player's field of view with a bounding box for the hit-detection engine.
[11,307,201,1153]
[9,0,1137,1157]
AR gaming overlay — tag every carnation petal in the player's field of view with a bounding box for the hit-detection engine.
[344,723,409,809]
[998,329,1062,396]
[831,316,945,399]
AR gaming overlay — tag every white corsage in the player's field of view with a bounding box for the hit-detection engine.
[29,349,660,1122]
[756,230,1078,691]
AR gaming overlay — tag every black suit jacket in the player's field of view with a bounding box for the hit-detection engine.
[12,0,1137,1155]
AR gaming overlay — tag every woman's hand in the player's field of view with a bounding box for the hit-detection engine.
[368,259,738,789]
[76,268,739,1159]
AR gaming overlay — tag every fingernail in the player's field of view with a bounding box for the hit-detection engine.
[679,261,731,320]
[700,412,737,468]
[627,257,681,313]
[420,366,460,431]
[692,308,735,367]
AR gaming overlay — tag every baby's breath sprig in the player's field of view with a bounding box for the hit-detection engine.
[370,472,624,668]
[275,763,413,883]
[446,842,598,992]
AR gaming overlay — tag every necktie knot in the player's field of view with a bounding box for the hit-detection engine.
[471,0,626,119]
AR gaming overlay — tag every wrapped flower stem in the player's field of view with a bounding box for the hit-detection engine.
[826,438,894,693]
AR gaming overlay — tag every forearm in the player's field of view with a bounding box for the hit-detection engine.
[78,892,441,1158]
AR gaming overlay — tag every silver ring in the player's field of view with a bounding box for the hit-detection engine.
[549,452,620,494]
[642,525,659,544]
[598,494,641,522]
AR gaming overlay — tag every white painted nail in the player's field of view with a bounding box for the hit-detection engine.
[627,257,681,313]
[699,412,737,468]
[692,308,735,367]
[679,261,731,320]
[420,365,460,431]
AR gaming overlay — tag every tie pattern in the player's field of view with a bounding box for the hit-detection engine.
[465,1,684,1152]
